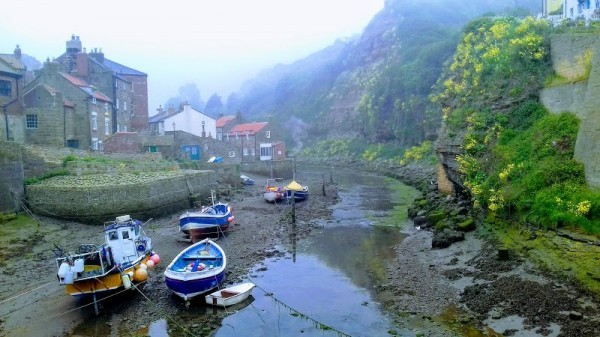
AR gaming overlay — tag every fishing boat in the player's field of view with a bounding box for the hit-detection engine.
[179,190,234,240]
[164,238,227,301]
[55,215,159,313]
[205,282,255,307]
[263,178,284,203]
[284,180,309,202]
[240,175,255,185]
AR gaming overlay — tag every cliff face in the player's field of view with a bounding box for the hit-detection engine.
[233,0,539,147]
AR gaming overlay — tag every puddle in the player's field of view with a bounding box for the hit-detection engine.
[483,315,561,337]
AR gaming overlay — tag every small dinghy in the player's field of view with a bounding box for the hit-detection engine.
[205,282,255,307]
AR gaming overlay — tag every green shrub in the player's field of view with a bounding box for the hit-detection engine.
[25,169,70,185]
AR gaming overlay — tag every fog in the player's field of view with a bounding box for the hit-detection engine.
[0,0,384,115]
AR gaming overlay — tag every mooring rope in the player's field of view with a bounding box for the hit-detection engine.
[131,284,196,336]
[247,277,353,337]
[0,280,54,305]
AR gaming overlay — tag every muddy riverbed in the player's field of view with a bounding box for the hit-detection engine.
[1,169,599,337]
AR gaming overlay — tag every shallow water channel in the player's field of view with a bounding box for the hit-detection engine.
[180,169,420,337]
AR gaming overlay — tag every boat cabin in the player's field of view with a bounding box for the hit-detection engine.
[104,215,152,267]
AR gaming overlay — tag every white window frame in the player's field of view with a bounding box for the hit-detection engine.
[266,131,271,138]
[260,143,273,161]
[105,119,110,135]
[228,151,235,157]
[92,137,99,151]
[92,112,98,131]
[124,100,127,111]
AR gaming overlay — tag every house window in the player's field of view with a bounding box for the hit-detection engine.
[124,101,127,111]
[236,131,240,139]
[246,131,250,140]
[226,133,230,141]
[260,145,273,158]
[217,131,222,141]
[0,80,11,96]
[92,138,99,150]
[266,131,271,139]
[26,114,38,129]
[243,147,248,156]
[104,102,109,113]
[67,139,79,148]
[229,151,236,157]
[104,119,110,135]
[92,112,97,131]
[92,96,97,104]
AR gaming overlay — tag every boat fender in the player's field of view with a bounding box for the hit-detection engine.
[227,216,235,223]
[57,262,71,283]
[73,258,84,273]
[62,271,75,285]
[122,274,132,289]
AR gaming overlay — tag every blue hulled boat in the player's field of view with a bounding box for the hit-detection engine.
[284,180,309,202]
[179,202,234,239]
[164,238,227,301]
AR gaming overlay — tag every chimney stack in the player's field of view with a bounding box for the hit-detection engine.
[14,45,21,59]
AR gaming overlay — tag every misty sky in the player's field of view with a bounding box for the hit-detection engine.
[1,0,384,115]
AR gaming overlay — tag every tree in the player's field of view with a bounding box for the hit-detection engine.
[204,93,224,118]
[164,83,205,111]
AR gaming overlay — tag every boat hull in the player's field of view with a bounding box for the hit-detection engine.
[164,238,227,301]
[64,257,151,297]
[285,189,309,201]
[179,204,234,238]
[205,282,255,307]
[165,269,226,301]
[263,190,283,202]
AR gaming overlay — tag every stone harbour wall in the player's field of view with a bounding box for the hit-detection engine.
[25,170,216,223]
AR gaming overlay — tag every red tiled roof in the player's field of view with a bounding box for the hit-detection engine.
[63,98,74,108]
[227,122,268,135]
[216,116,235,128]
[59,72,88,87]
[59,72,112,102]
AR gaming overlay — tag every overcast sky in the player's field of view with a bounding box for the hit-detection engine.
[1,0,384,115]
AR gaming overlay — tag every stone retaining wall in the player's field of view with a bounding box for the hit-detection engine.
[0,142,24,212]
[25,170,216,223]
[541,34,600,188]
